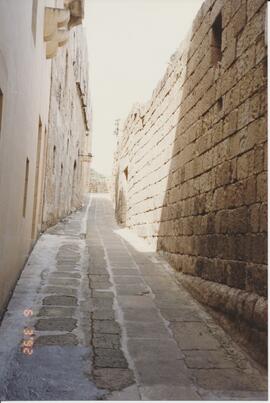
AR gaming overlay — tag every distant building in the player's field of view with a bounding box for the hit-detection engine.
[89,169,111,193]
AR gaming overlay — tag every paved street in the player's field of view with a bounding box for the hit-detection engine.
[0,194,267,400]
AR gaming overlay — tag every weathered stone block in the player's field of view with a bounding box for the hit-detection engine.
[222,38,236,70]
[256,172,267,202]
[113,0,267,364]
[249,204,260,233]
[247,0,266,21]
[232,2,247,36]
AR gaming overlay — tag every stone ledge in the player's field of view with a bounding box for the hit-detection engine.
[174,271,267,366]
[175,272,267,331]
[44,0,84,59]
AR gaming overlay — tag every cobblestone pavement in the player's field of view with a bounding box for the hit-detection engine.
[0,194,267,400]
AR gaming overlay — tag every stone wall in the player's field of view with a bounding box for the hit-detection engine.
[114,0,267,363]
[0,0,90,317]
[0,0,54,316]
[42,25,92,229]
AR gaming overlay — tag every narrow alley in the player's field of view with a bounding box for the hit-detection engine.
[0,0,268,399]
[0,194,267,401]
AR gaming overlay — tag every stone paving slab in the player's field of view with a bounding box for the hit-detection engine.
[184,350,236,369]
[95,348,128,368]
[38,306,76,317]
[111,268,140,276]
[171,322,221,350]
[93,309,115,320]
[0,199,106,400]
[140,385,201,400]
[127,338,184,361]
[93,368,135,390]
[117,295,156,309]
[193,368,267,391]
[113,276,144,285]
[115,284,150,296]
[0,194,267,400]
[125,320,170,339]
[122,307,162,322]
[134,358,194,386]
[90,194,267,400]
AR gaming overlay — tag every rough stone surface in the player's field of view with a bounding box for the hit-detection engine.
[35,318,77,332]
[38,306,76,317]
[93,368,135,391]
[42,295,78,306]
[113,0,267,363]
[0,194,267,400]
[95,348,128,368]
[184,350,236,369]
[35,334,78,346]
[171,322,221,350]
[93,334,121,349]
[140,385,201,400]
[42,25,91,230]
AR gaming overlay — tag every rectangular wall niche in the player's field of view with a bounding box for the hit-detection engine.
[124,166,128,181]
[23,158,30,218]
[211,12,222,65]
[0,88,3,135]
[32,0,38,45]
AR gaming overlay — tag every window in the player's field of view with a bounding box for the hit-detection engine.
[211,13,222,65]
[124,167,128,181]
[217,96,223,111]
[57,84,62,109]
[23,158,30,217]
[32,0,38,45]
[0,88,3,135]
[31,119,42,239]
[65,51,69,85]
[53,145,56,174]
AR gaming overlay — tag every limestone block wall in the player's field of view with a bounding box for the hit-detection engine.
[114,0,267,363]
[42,26,92,229]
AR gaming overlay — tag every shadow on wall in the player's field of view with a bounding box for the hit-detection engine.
[114,0,267,365]
[155,1,267,364]
[115,168,128,224]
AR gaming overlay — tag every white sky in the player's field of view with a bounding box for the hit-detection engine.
[84,0,204,176]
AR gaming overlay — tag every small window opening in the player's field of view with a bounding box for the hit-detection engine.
[53,145,56,174]
[124,167,128,181]
[23,158,30,217]
[211,13,222,65]
[0,88,3,135]
[217,97,223,111]
[65,51,68,85]
[58,84,62,109]
[32,0,38,45]
[67,138,69,153]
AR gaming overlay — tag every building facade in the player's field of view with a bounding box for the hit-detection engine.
[114,0,267,363]
[89,169,110,193]
[42,25,92,230]
[0,0,91,316]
